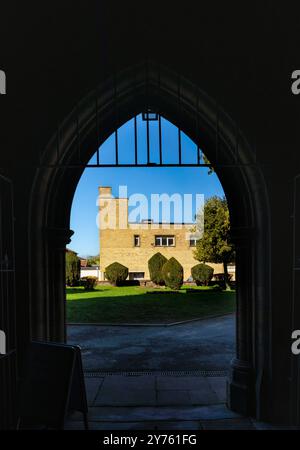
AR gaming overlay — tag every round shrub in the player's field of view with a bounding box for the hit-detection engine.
[81,276,98,291]
[105,262,128,286]
[148,252,168,285]
[162,257,183,290]
[191,263,214,286]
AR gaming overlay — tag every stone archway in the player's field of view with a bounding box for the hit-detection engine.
[29,61,271,421]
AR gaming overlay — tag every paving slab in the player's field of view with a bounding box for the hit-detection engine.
[95,389,157,406]
[201,418,255,430]
[65,420,203,430]
[156,376,210,391]
[99,375,156,390]
[65,421,158,430]
[154,421,201,430]
[251,420,300,430]
[189,389,220,405]
[157,390,191,406]
[90,374,227,407]
[94,375,157,406]
[85,377,104,405]
[87,404,241,422]
[206,377,227,403]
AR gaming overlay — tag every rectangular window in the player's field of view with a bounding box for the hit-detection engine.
[227,265,235,273]
[129,272,145,280]
[189,238,198,247]
[155,235,175,247]
[134,235,140,247]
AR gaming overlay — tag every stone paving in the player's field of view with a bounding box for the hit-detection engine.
[66,374,239,430]
[66,316,298,430]
[65,374,297,430]
[87,375,226,407]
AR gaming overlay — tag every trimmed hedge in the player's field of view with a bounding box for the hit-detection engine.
[66,251,81,287]
[162,257,183,290]
[81,276,98,291]
[148,252,168,285]
[105,262,128,286]
[191,263,214,286]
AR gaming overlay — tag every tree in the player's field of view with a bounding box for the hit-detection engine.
[105,262,128,286]
[202,154,213,175]
[148,252,168,285]
[81,276,98,290]
[162,257,183,290]
[191,263,214,286]
[193,196,234,290]
[66,249,81,286]
[86,255,100,266]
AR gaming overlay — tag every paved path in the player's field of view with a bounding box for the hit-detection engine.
[67,314,235,372]
[66,374,291,430]
[66,375,296,430]
[65,315,296,429]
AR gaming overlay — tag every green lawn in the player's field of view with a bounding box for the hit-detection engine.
[66,285,236,324]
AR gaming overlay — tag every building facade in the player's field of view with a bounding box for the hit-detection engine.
[98,186,231,281]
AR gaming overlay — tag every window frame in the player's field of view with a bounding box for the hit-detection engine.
[155,235,175,247]
[134,235,140,247]
[189,237,198,247]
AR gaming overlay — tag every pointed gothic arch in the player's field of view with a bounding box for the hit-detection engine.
[28,61,271,420]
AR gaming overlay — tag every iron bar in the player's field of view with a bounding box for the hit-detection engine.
[114,71,119,166]
[146,114,150,164]
[158,114,162,165]
[134,115,138,165]
[76,104,81,165]
[215,100,219,163]
[115,129,119,166]
[178,128,182,165]
[146,60,150,164]
[196,91,200,165]
[158,64,163,165]
[178,75,182,165]
[96,94,100,165]
[37,163,261,169]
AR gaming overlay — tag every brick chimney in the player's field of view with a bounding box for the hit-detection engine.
[98,186,112,198]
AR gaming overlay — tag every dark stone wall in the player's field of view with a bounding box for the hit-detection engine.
[1,1,300,425]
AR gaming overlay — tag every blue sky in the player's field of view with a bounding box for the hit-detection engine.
[69,115,225,257]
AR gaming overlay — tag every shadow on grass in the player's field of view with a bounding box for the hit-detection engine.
[66,287,111,295]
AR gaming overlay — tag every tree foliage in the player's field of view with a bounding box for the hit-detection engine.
[202,154,213,175]
[66,250,81,286]
[193,196,234,289]
[86,255,100,266]
[81,276,98,290]
[162,257,183,290]
[105,262,128,286]
[191,263,214,286]
[148,252,168,285]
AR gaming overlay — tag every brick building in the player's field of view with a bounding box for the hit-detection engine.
[98,186,233,281]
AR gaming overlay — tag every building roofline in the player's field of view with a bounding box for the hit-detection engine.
[128,221,195,225]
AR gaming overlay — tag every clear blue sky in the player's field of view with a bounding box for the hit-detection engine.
[69,115,225,257]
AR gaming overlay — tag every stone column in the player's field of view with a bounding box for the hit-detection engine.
[227,226,255,416]
[290,175,300,425]
[45,228,74,343]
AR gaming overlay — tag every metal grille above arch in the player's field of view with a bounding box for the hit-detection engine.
[39,62,257,173]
